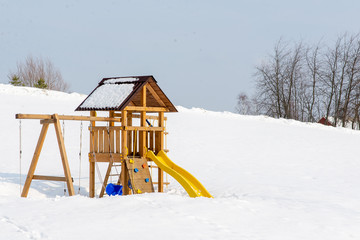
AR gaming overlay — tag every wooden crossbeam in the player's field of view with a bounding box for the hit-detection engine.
[89,126,164,131]
[16,114,121,122]
[89,153,123,162]
[124,106,168,112]
[33,175,74,182]
[114,113,167,120]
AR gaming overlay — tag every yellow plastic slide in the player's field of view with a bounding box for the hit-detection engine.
[146,150,213,198]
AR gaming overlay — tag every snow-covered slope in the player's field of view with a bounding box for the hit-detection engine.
[1,84,360,240]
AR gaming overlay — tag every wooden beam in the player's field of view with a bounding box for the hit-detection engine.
[109,111,115,127]
[99,162,114,198]
[121,110,129,195]
[53,114,75,196]
[127,112,133,155]
[115,113,167,120]
[124,106,168,112]
[89,153,123,162]
[40,119,55,124]
[124,126,164,131]
[140,86,147,157]
[32,175,74,182]
[146,83,166,107]
[21,123,50,197]
[156,112,165,192]
[16,114,121,122]
[89,111,96,198]
[90,126,163,131]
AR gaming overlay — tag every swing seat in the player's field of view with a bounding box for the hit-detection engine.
[105,183,123,196]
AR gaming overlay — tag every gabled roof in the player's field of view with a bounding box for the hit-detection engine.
[75,75,177,112]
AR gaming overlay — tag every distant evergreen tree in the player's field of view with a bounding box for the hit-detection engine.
[34,78,48,89]
[9,75,24,86]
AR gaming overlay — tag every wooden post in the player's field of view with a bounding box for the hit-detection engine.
[121,110,130,195]
[89,111,96,198]
[127,112,133,155]
[156,112,165,192]
[21,123,50,197]
[53,114,75,196]
[140,85,147,157]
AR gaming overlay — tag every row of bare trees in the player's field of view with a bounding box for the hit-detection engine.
[8,55,69,92]
[238,33,360,129]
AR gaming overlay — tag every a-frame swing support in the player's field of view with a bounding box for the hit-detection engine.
[20,114,75,197]
[17,113,121,198]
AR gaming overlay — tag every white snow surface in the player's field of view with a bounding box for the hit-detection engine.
[1,84,360,239]
[103,77,139,84]
[78,82,134,109]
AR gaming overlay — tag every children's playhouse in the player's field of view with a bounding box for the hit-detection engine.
[16,75,212,198]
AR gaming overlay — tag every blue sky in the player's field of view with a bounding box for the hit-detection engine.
[1,0,359,112]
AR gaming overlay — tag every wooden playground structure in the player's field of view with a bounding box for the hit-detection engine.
[17,76,212,198]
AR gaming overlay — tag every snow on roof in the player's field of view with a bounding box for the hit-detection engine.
[78,80,135,109]
[103,77,139,84]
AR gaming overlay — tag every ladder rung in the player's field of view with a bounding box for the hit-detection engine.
[112,164,121,167]
[109,174,120,177]
[163,149,169,153]
[153,182,170,185]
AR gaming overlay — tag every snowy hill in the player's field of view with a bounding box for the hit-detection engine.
[1,84,360,239]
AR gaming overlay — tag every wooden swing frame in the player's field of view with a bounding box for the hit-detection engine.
[16,113,121,198]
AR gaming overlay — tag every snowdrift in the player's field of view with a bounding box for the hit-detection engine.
[1,83,360,240]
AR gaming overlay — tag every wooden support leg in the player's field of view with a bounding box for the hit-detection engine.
[53,114,75,196]
[89,162,95,198]
[99,162,113,198]
[89,111,96,198]
[21,123,50,197]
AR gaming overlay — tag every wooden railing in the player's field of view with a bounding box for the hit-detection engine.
[89,126,162,157]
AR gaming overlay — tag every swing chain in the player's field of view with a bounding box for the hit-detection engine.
[78,121,83,194]
[19,119,22,195]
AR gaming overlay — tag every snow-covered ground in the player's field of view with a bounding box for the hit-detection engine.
[1,83,360,240]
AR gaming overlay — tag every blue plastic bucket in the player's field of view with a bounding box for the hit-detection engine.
[106,183,123,196]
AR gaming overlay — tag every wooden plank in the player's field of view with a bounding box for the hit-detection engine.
[140,86,146,157]
[53,114,75,196]
[99,162,114,198]
[127,112,133,155]
[116,129,120,153]
[124,106,168,112]
[99,129,103,153]
[32,175,74,182]
[109,111,115,127]
[88,126,122,131]
[121,110,129,194]
[104,129,109,153]
[146,83,166,107]
[131,114,167,120]
[156,112,164,192]
[149,131,154,151]
[153,182,170,185]
[21,123,50,197]
[124,126,164,131]
[89,153,123,162]
[89,111,96,198]
[40,119,55,124]
[16,113,121,122]
[94,129,99,153]
[109,129,114,153]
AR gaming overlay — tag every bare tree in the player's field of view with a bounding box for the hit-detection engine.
[8,55,69,92]
[236,93,252,115]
